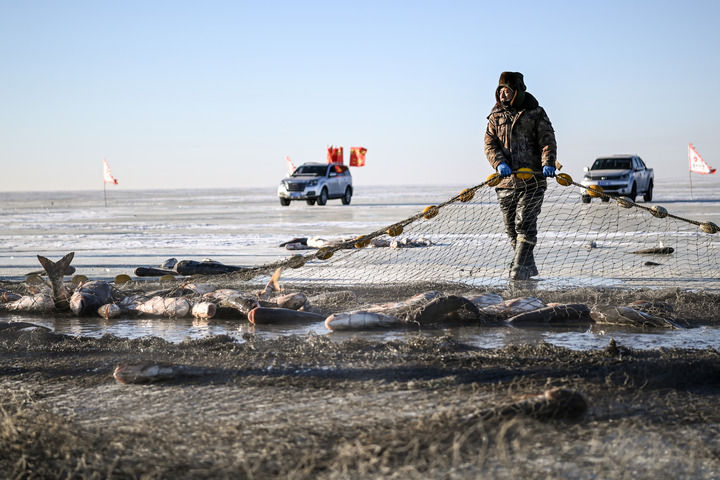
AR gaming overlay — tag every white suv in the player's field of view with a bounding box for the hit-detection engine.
[277,163,353,206]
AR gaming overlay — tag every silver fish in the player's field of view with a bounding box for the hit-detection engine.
[507,304,591,327]
[70,280,114,316]
[98,303,122,319]
[136,296,191,317]
[2,291,55,313]
[191,301,217,319]
[590,305,682,329]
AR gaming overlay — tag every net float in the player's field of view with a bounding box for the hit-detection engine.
[458,188,475,202]
[423,206,439,220]
[515,167,534,180]
[556,173,572,186]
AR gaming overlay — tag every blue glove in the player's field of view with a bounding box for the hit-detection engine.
[543,165,556,177]
[497,162,511,177]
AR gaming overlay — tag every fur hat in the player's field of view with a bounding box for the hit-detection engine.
[495,71,526,107]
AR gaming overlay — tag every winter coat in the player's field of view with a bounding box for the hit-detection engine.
[484,92,557,189]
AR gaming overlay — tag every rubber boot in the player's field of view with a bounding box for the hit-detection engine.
[510,238,537,280]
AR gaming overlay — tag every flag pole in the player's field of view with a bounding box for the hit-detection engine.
[104,182,108,207]
[689,170,694,200]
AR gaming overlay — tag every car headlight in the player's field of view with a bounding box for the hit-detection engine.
[307,180,318,186]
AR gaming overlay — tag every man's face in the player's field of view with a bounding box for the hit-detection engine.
[499,86,514,104]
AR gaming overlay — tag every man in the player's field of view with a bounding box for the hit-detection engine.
[484,72,558,280]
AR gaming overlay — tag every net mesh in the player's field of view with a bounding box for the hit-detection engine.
[235,174,720,292]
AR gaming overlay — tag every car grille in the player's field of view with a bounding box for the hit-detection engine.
[287,183,305,192]
[588,175,621,181]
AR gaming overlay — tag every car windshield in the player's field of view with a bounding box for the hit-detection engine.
[292,165,326,176]
[592,158,632,170]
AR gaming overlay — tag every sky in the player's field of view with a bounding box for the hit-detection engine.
[1,0,719,192]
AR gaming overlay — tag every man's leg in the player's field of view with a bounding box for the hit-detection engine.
[510,186,546,279]
[496,188,518,272]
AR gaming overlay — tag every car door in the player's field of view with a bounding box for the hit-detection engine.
[634,157,648,191]
[326,165,340,197]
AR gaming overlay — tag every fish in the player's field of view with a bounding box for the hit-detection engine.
[36,252,75,311]
[632,247,674,254]
[363,291,443,320]
[248,306,325,325]
[134,266,178,277]
[507,304,591,327]
[279,237,308,247]
[480,297,545,317]
[0,289,22,303]
[181,283,216,295]
[191,301,217,319]
[325,291,447,331]
[174,259,244,275]
[1,291,55,313]
[590,305,683,329]
[466,293,504,309]
[113,363,206,384]
[284,242,314,250]
[160,258,178,269]
[135,296,191,317]
[269,292,308,310]
[69,280,114,316]
[203,289,258,317]
[407,295,486,326]
[97,303,122,319]
[325,310,401,331]
[390,237,433,248]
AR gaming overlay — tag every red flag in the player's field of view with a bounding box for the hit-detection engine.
[349,147,367,167]
[285,155,296,175]
[103,158,119,184]
[689,143,715,174]
[326,146,343,164]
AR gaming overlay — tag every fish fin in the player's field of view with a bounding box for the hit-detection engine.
[259,267,283,297]
[269,267,283,291]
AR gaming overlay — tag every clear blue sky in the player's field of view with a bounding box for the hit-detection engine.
[1,0,719,191]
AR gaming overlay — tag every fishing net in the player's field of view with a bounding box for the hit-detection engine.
[235,172,720,292]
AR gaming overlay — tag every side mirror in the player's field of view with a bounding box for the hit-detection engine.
[583,166,589,173]
[329,172,337,178]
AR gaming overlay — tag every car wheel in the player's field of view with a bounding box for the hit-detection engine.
[629,183,637,202]
[581,196,591,204]
[280,198,291,206]
[644,181,653,202]
[341,187,352,205]
[306,199,316,206]
[317,188,328,206]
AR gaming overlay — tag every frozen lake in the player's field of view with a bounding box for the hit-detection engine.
[1,177,719,349]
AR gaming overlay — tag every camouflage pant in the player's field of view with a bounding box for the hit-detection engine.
[495,186,546,247]
[496,186,546,278]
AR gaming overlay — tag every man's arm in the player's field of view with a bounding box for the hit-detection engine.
[484,115,509,170]
[536,107,557,168]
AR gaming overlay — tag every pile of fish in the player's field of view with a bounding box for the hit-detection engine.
[0,253,686,331]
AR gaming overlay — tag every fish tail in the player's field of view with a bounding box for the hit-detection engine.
[37,252,75,280]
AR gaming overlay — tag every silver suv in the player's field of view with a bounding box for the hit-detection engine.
[277,162,353,206]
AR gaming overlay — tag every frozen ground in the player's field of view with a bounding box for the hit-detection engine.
[1,178,719,347]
